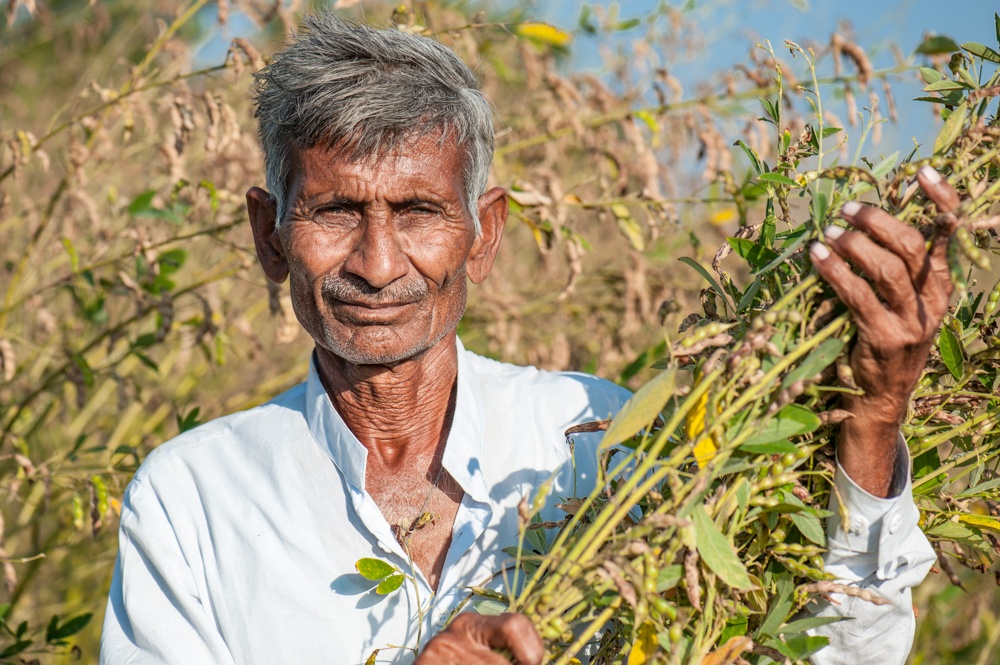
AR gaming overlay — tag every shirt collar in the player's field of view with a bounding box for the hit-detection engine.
[303,338,490,504]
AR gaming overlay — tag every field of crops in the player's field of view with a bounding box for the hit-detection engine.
[2,1,1000,663]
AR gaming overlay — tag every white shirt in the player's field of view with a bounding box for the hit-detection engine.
[100,341,934,664]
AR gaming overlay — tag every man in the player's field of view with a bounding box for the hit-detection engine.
[100,13,954,665]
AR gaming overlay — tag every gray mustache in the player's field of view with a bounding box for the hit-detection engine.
[322,274,428,304]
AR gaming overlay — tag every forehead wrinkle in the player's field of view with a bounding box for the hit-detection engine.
[294,146,466,209]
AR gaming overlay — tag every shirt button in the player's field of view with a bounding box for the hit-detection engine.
[849,515,870,536]
[886,512,903,534]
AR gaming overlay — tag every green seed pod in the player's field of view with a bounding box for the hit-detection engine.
[781,453,797,467]
[984,279,1000,320]
[956,228,990,270]
[669,623,684,644]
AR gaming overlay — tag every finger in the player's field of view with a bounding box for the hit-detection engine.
[809,240,889,332]
[823,225,916,315]
[489,614,544,665]
[837,201,930,287]
[439,614,543,665]
[417,641,511,665]
[916,165,961,215]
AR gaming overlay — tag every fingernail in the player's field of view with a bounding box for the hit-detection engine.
[824,225,845,240]
[810,242,830,261]
[840,201,862,217]
[919,165,942,184]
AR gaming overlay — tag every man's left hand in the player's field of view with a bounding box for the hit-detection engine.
[809,166,960,497]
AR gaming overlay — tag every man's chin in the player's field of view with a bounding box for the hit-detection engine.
[321,328,438,366]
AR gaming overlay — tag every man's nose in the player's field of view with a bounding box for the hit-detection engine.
[343,216,409,289]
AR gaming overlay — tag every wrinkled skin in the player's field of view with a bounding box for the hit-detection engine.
[248,129,955,661]
[811,166,958,497]
[413,614,544,665]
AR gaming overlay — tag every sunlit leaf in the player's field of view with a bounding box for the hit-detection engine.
[602,368,677,447]
[656,565,683,591]
[627,621,660,665]
[938,325,964,380]
[758,172,798,187]
[699,636,753,665]
[961,42,1000,63]
[692,505,753,590]
[375,573,405,594]
[355,558,395,581]
[934,101,969,155]
[789,511,826,546]
[742,404,821,447]
[780,338,844,390]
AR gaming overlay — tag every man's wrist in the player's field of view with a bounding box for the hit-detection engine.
[837,395,905,498]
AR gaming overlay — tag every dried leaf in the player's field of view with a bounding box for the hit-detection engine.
[700,636,754,665]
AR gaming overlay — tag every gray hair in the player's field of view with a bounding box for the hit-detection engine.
[251,13,495,231]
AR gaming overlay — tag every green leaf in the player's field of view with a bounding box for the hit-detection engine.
[355,558,395,581]
[736,276,762,313]
[962,42,1000,63]
[778,616,845,635]
[789,511,826,546]
[780,338,844,390]
[759,97,780,125]
[919,67,945,84]
[127,190,157,216]
[602,368,677,448]
[727,237,780,269]
[656,565,683,591]
[679,257,735,310]
[934,101,969,155]
[758,172,798,187]
[938,325,964,380]
[45,613,92,642]
[915,35,960,55]
[923,79,971,92]
[0,640,32,658]
[375,574,405,594]
[692,505,753,590]
[757,575,794,637]
[926,521,976,539]
[743,404,821,447]
[158,249,188,275]
[739,440,798,455]
[734,140,763,175]
[473,598,510,616]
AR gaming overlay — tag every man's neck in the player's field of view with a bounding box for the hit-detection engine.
[314,334,459,467]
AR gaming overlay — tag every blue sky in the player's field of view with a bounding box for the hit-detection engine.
[528,0,1000,154]
[196,0,1000,155]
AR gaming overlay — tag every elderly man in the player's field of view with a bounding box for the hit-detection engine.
[100,13,952,665]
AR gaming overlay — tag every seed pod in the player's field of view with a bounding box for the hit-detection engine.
[956,227,990,269]
[984,278,1000,320]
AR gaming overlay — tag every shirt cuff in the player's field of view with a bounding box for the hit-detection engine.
[827,434,923,581]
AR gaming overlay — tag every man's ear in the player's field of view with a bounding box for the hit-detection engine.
[246,186,288,284]
[467,186,508,284]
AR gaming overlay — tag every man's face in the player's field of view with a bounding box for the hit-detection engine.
[260,134,503,365]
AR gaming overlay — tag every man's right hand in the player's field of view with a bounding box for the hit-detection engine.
[414,613,544,665]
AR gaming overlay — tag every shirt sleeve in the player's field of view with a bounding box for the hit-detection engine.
[99,478,237,665]
[807,435,935,665]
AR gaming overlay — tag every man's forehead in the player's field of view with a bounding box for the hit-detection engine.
[290,134,467,199]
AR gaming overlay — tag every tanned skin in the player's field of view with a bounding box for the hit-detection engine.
[247,131,955,664]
